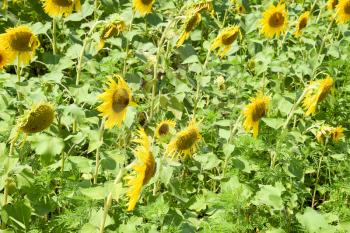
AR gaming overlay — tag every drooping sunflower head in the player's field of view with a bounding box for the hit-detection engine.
[155,119,176,139]
[294,11,310,37]
[336,0,350,24]
[18,103,55,134]
[43,0,81,17]
[191,0,214,15]
[243,92,270,138]
[331,126,344,142]
[211,25,241,57]
[316,125,344,144]
[166,119,201,158]
[133,0,155,16]
[260,3,288,38]
[303,76,333,116]
[126,128,156,211]
[176,12,202,47]
[0,48,15,69]
[327,0,339,10]
[97,76,137,129]
[97,21,126,50]
[0,25,40,65]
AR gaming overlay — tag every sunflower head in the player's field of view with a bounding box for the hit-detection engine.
[211,26,240,57]
[243,92,270,138]
[0,25,40,65]
[166,119,201,158]
[133,0,155,16]
[43,0,81,17]
[176,12,202,47]
[294,11,310,37]
[97,75,137,129]
[155,120,176,139]
[303,76,333,116]
[0,48,15,69]
[126,128,156,211]
[336,0,350,24]
[18,103,55,134]
[260,3,288,38]
[327,0,339,10]
[316,125,344,144]
[98,21,126,50]
[191,1,214,15]
[331,126,344,142]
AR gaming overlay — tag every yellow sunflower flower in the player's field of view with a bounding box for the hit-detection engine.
[176,12,202,47]
[0,48,14,69]
[191,1,214,15]
[316,125,344,143]
[302,76,333,116]
[155,119,176,139]
[243,92,270,138]
[126,128,156,211]
[97,21,126,51]
[166,119,201,158]
[336,0,350,24]
[43,0,81,17]
[260,3,288,38]
[97,76,137,129]
[211,25,241,58]
[294,11,310,37]
[327,0,339,10]
[0,25,39,65]
[18,102,55,134]
[133,0,155,16]
[331,126,344,142]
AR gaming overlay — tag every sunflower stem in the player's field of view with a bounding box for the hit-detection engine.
[52,17,58,55]
[122,12,135,76]
[317,15,335,58]
[16,54,21,82]
[311,145,326,208]
[93,119,105,185]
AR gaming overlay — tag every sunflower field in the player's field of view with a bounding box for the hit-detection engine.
[0,0,350,232]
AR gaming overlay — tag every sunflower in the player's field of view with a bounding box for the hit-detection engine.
[211,26,240,57]
[126,128,156,211]
[316,125,344,143]
[243,92,270,138]
[97,76,137,129]
[166,119,201,158]
[97,21,126,51]
[155,120,176,139]
[191,1,214,15]
[302,76,333,116]
[133,0,155,16]
[0,25,39,65]
[327,0,339,10]
[336,0,350,24]
[260,3,288,38]
[43,0,81,17]
[331,126,344,142]
[294,11,310,37]
[0,48,14,69]
[176,12,202,47]
[18,103,55,134]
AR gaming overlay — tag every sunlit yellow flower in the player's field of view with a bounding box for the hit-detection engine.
[97,76,137,129]
[236,3,246,14]
[166,119,201,158]
[155,119,176,139]
[336,0,350,24]
[43,0,81,17]
[0,26,40,65]
[0,48,14,69]
[303,76,333,116]
[243,92,270,138]
[176,12,202,47]
[133,0,155,16]
[18,103,55,134]
[211,25,240,58]
[126,128,156,211]
[97,21,126,51]
[294,11,310,37]
[327,0,339,10]
[316,125,344,143]
[331,126,344,142]
[191,1,214,15]
[260,3,288,38]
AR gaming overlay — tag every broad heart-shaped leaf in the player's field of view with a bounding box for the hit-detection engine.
[194,153,220,170]
[89,208,114,229]
[296,208,337,233]
[262,118,284,130]
[1,200,31,231]
[30,135,64,165]
[252,182,285,211]
[223,143,235,157]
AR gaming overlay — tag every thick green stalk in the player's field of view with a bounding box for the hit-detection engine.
[93,119,105,184]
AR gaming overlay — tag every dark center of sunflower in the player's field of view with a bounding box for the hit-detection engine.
[175,129,198,150]
[331,0,338,9]
[0,54,3,63]
[112,88,129,112]
[221,31,239,45]
[269,12,285,28]
[252,102,266,121]
[318,87,331,103]
[158,123,169,136]
[185,14,200,32]
[143,156,156,185]
[299,17,308,30]
[52,0,73,7]
[10,32,37,52]
[141,0,153,5]
[345,2,350,14]
[102,25,118,40]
